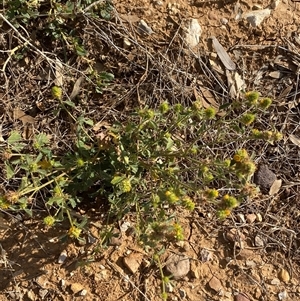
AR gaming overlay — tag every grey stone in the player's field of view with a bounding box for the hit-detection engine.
[254,164,276,194]
[165,254,190,280]
[138,20,153,35]
[244,9,271,27]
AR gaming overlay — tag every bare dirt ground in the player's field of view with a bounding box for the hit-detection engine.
[1,0,300,300]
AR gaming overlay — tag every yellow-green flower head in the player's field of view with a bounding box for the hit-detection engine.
[0,196,10,209]
[259,97,272,110]
[174,103,183,113]
[152,194,160,208]
[51,86,62,100]
[119,178,132,193]
[204,172,214,182]
[205,188,219,199]
[43,215,56,226]
[244,91,259,105]
[200,165,209,173]
[159,101,169,114]
[182,195,195,211]
[161,292,168,301]
[164,132,171,139]
[233,149,249,163]
[272,131,283,142]
[5,191,19,204]
[68,226,82,238]
[53,185,63,196]
[204,107,216,119]
[190,146,198,155]
[165,190,179,204]
[217,209,231,219]
[222,194,239,209]
[262,130,273,141]
[29,163,39,173]
[238,160,256,176]
[38,159,53,170]
[138,109,155,119]
[223,159,231,167]
[240,113,256,126]
[192,100,202,111]
[242,183,259,197]
[76,158,85,167]
[173,223,184,240]
[252,129,263,138]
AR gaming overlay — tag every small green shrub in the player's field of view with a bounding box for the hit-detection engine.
[3,0,114,54]
[1,91,281,248]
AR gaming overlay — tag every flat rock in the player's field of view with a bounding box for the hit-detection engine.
[254,164,276,194]
[244,9,271,27]
[165,254,190,280]
[123,252,143,274]
[208,276,223,293]
[182,19,202,48]
[70,283,84,294]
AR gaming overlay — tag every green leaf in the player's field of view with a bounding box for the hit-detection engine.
[100,72,114,82]
[165,137,174,150]
[83,118,94,126]
[100,9,111,20]
[8,130,22,145]
[7,131,25,152]
[23,208,33,217]
[68,197,77,208]
[63,100,75,108]
[111,175,125,185]
[75,44,87,56]
[219,103,231,110]
[35,133,49,147]
[47,196,64,206]
[5,162,14,179]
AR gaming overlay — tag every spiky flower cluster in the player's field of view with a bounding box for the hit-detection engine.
[252,129,283,143]
[173,223,184,240]
[119,178,132,193]
[51,86,62,100]
[244,91,272,110]
[240,113,256,126]
[204,188,219,200]
[43,215,56,226]
[181,195,195,211]
[165,190,179,204]
[244,91,260,105]
[68,225,82,238]
[232,149,256,178]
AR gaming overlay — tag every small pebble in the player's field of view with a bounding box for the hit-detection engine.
[278,290,288,300]
[278,268,290,283]
[254,235,264,247]
[138,20,153,35]
[220,18,228,25]
[80,289,88,296]
[58,250,67,264]
[270,278,280,285]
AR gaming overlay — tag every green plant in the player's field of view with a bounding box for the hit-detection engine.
[3,0,114,55]
[0,91,281,248]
